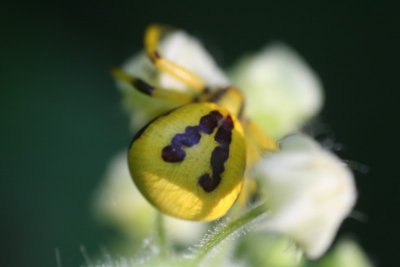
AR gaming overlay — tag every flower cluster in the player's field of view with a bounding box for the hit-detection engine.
[92,26,371,267]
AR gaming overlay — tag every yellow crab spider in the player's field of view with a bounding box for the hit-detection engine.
[112,25,277,221]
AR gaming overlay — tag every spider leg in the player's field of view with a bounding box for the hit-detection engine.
[144,24,208,93]
[112,68,195,104]
[240,119,279,173]
[245,120,278,153]
[208,86,245,118]
[236,178,258,207]
[234,121,278,211]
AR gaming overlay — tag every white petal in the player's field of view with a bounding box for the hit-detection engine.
[117,30,230,129]
[118,53,178,129]
[121,31,230,91]
[230,44,324,138]
[158,31,230,89]
[253,134,357,258]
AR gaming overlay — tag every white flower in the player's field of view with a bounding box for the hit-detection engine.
[230,44,323,138]
[117,30,323,138]
[93,152,206,244]
[253,134,357,259]
[156,31,230,90]
[117,30,229,129]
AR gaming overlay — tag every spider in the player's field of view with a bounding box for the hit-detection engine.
[112,25,277,221]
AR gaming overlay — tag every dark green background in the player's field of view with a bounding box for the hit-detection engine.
[1,1,398,266]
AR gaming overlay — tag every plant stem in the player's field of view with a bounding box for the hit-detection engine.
[193,204,266,263]
[155,211,168,258]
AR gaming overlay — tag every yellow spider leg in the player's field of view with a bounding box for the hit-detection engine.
[236,178,258,207]
[145,24,207,93]
[235,121,278,210]
[244,121,277,169]
[206,86,276,211]
[245,120,278,153]
[112,68,194,104]
[209,86,245,118]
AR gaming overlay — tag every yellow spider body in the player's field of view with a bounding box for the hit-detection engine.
[113,25,277,221]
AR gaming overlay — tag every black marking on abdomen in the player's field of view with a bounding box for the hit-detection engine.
[162,145,186,162]
[199,111,223,134]
[214,116,233,146]
[161,110,234,193]
[162,111,223,163]
[162,126,201,162]
[198,116,233,192]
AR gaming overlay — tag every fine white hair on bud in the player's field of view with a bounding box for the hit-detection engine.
[253,133,357,259]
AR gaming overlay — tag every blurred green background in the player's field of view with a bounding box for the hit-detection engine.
[1,0,398,266]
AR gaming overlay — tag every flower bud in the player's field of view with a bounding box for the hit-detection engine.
[230,45,323,138]
[253,134,357,258]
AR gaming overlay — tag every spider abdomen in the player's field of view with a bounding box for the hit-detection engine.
[128,102,246,221]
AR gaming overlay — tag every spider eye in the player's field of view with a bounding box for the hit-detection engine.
[128,103,246,221]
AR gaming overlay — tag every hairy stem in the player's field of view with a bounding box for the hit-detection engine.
[193,204,266,263]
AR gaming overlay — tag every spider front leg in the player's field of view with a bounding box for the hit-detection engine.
[235,120,278,210]
[245,120,278,153]
[208,86,245,119]
[112,68,197,104]
[243,119,278,169]
[145,24,208,93]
